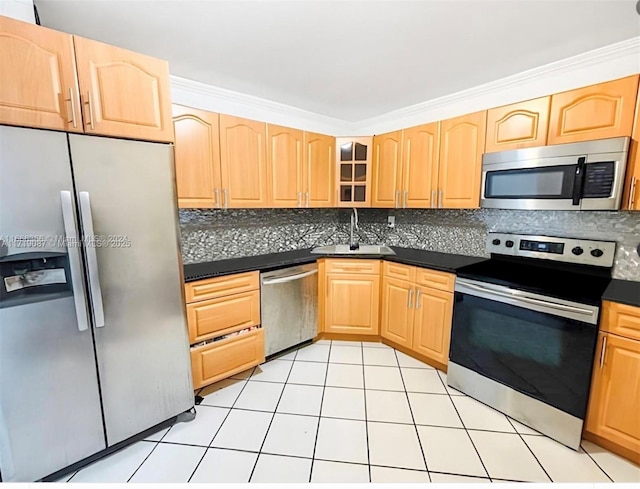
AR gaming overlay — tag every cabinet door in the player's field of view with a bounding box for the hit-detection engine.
[402,122,439,208]
[172,105,221,208]
[412,286,453,365]
[372,130,403,208]
[622,80,640,211]
[336,136,373,207]
[586,333,640,456]
[219,115,268,208]
[73,36,173,142]
[380,277,414,348]
[267,124,303,207]
[325,273,380,335]
[303,132,335,207]
[438,111,486,209]
[0,16,82,132]
[548,75,639,145]
[485,96,550,152]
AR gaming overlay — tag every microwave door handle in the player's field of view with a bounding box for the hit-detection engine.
[572,156,587,206]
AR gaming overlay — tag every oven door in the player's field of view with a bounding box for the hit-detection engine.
[450,278,599,419]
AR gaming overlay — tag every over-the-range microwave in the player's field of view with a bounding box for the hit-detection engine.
[480,137,629,211]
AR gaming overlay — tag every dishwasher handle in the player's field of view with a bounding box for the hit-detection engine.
[262,269,318,285]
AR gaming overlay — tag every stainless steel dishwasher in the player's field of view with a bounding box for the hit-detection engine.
[260,263,318,357]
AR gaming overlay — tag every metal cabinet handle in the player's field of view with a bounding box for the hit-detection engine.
[66,88,77,128]
[438,189,443,208]
[60,191,90,332]
[84,91,95,130]
[403,190,408,209]
[395,190,400,208]
[223,188,228,208]
[408,287,414,308]
[629,177,637,209]
[214,188,220,208]
[599,335,608,369]
[305,191,310,208]
[78,192,105,328]
[297,192,302,207]
[431,190,436,208]
[415,289,422,308]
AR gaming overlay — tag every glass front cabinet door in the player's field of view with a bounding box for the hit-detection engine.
[336,136,373,207]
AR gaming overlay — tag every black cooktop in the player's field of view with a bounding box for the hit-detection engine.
[456,255,612,306]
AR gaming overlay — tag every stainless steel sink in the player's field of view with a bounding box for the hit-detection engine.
[310,244,396,255]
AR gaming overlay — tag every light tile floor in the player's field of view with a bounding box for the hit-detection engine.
[61,340,640,483]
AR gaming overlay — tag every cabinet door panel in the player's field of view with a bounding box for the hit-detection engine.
[548,75,639,145]
[0,16,81,132]
[412,287,453,365]
[622,79,640,211]
[586,333,640,455]
[372,130,403,208]
[73,36,173,142]
[172,105,221,208]
[485,96,550,152]
[402,122,439,208]
[304,132,335,207]
[267,124,303,207]
[438,111,486,209]
[219,115,268,208]
[381,277,414,348]
[325,273,380,335]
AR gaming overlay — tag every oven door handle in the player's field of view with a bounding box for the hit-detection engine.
[456,280,598,323]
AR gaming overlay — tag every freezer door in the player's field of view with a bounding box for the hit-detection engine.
[0,126,105,482]
[68,134,193,446]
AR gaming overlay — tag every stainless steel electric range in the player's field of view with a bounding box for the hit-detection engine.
[448,232,616,450]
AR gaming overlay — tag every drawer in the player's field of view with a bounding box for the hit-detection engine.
[191,328,265,389]
[185,271,259,303]
[415,267,455,292]
[324,259,381,275]
[187,290,261,343]
[601,301,640,341]
[383,261,415,282]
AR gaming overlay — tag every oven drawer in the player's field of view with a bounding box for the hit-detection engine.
[601,301,640,341]
[185,271,259,303]
[190,328,265,389]
[324,259,381,275]
[415,268,455,292]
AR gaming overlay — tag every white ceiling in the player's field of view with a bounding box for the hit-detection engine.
[34,0,640,122]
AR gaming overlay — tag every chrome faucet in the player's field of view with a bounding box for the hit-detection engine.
[349,208,359,250]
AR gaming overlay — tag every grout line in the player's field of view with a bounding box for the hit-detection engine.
[579,442,615,483]
[125,440,162,482]
[505,417,553,483]
[308,340,332,482]
[394,348,431,482]
[360,341,372,482]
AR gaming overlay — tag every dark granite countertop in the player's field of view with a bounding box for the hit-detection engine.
[602,279,640,308]
[183,247,488,282]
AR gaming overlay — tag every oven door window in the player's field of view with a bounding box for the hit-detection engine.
[450,292,598,418]
[485,165,576,199]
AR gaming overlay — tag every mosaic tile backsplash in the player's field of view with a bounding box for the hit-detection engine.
[179,208,640,281]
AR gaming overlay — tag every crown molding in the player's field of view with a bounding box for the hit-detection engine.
[170,36,640,136]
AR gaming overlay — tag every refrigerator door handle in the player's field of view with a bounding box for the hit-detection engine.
[60,191,91,332]
[78,191,106,328]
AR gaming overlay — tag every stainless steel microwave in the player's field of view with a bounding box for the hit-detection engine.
[481,137,629,211]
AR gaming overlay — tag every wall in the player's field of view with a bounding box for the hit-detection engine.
[179,208,640,281]
[0,0,35,22]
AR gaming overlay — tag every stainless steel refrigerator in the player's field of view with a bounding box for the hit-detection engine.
[0,125,194,482]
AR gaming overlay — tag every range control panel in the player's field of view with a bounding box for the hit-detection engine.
[487,233,616,267]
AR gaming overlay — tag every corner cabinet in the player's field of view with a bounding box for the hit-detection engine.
[336,137,373,207]
[585,301,640,464]
[438,111,487,209]
[303,132,336,207]
[219,115,268,208]
[172,105,221,208]
[485,96,550,152]
[548,75,639,145]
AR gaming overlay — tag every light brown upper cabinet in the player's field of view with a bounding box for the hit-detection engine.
[548,75,639,145]
[266,124,303,207]
[172,105,221,208]
[0,15,82,132]
[73,36,173,142]
[485,96,550,152]
[372,130,403,208]
[622,80,640,211]
[219,115,268,208]
[336,137,373,207]
[303,132,335,207]
[438,111,487,209]
[402,122,440,208]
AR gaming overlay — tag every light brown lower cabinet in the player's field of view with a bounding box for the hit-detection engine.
[380,262,454,367]
[184,271,264,389]
[585,302,640,464]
